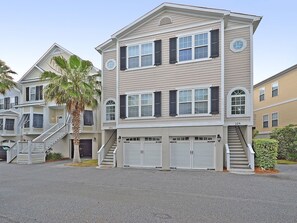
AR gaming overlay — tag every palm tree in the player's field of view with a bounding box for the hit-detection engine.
[0,60,17,94]
[41,55,101,163]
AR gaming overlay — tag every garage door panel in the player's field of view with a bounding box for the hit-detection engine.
[143,143,162,167]
[193,142,215,169]
[170,142,191,168]
[124,143,141,166]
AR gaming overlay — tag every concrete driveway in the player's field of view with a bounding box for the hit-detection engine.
[0,161,296,223]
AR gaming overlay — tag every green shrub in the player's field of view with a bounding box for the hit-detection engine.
[46,152,63,161]
[270,125,297,160]
[253,139,278,169]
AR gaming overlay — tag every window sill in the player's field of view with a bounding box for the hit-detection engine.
[176,57,212,65]
[227,114,250,118]
[125,65,156,72]
[125,116,156,120]
[176,114,212,118]
[104,120,116,123]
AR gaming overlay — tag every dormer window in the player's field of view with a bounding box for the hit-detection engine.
[26,86,43,101]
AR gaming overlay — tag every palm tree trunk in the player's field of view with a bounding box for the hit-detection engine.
[72,109,81,163]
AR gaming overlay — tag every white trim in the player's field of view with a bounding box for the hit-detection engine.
[125,90,156,95]
[225,24,250,32]
[125,65,156,72]
[271,112,278,127]
[224,120,253,126]
[125,40,156,47]
[250,24,254,125]
[176,58,212,65]
[175,28,211,38]
[177,86,211,116]
[126,92,155,119]
[103,48,116,53]
[119,20,221,42]
[101,51,104,131]
[103,98,116,123]
[105,59,117,71]
[220,19,225,125]
[230,38,247,53]
[126,42,155,70]
[254,97,297,112]
[226,87,251,118]
[116,39,119,128]
[118,120,223,129]
[262,114,269,128]
[176,31,210,63]
[175,84,211,90]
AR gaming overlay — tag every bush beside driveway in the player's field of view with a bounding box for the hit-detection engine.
[0,161,296,223]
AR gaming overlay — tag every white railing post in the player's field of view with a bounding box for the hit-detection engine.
[28,141,32,164]
[113,147,117,167]
[248,144,255,171]
[225,144,230,170]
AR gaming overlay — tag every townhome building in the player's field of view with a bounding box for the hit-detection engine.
[254,64,297,137]
[0,87,21,145]
[5,43,101,163]
[96,3,261,172]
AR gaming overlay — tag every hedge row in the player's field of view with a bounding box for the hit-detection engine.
[253,139,278,169]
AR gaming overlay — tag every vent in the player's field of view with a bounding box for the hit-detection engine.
[159,17,172,26]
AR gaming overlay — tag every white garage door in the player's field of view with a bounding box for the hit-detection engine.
[123,137,162,168]
[170,136,215,169]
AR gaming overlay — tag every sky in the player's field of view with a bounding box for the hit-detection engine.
[1,0,297,84]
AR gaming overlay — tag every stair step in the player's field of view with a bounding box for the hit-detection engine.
[230,165,250,169]
[101,161,113,165]
[231,158,248,161]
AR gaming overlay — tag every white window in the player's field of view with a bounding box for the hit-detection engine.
[272,112,278,127]
[178,88,209,115]
[127,93,153,118]
[128,43,153,69]
[231,89,246,115]
[10,97,15,108]
[178,32,209,62]
[30,87,36,101]
[259,88,265,101]
[105,100,115,121]
[272,82,278,97]
[263,115,269,128]
[0,99,3,110]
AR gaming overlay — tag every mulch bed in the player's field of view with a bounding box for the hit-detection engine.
[255,167,279,174]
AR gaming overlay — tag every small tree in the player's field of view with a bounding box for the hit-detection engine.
[41,55,101,163]
[270,125,297,160]
[0,60,17,94]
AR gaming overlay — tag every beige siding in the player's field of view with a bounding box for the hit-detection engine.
[24,67,42,80]
[119,22,222,125]
[124,11,216,39]
[102,50,117,102]
[224,26,251,122]
[38,52,70,72]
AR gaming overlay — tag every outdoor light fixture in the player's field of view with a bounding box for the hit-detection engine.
[217,134,221,142]
[93,137,96,141]
[118,136,121,142]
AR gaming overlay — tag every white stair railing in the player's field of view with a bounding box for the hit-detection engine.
[225,144,230,170]
[247,144,255,171]
[97,130,117,167]
[6,143,18,163]
[113,147,117,167]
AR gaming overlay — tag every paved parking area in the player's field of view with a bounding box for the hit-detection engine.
[0,161,296,223]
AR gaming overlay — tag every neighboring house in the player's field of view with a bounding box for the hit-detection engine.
[5,43,101,163]
[96,3,261,172]
[254,64,297,137]
[0,87,21,144]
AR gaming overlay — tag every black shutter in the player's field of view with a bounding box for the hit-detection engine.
[169,37,177,64]
[4,97,10,109]
[35,86,39,100]
[154,91,161,117]
[154,40,162,66]
[15,96,18,105]
[120,95,126,119]
[169,90,177,116]
[26,87,29,101]
[120,46,127,70]
[210,86,219,114]
[40,86,43,100]
[83,110,94,126]
[210,29,219,58]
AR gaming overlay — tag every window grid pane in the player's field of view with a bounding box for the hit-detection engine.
[141,94,152,117]
[128,95,139,118]
[106,100,115,121]
[231,89,246,115]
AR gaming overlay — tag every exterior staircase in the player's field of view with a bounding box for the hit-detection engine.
[7,118,70,164]
[228,126,253,173]
[100,142,117,168]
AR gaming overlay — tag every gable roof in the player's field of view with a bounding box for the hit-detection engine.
[18,43,74,83]
[19,43,100,83]
[96,2,262,52]
[254,64,297,88]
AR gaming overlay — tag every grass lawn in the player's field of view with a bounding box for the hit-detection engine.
[277,159,297,165]
[66,159,98,167]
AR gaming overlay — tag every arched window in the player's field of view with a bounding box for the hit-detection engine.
[231,89,246,115]
[105,100,115,121]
